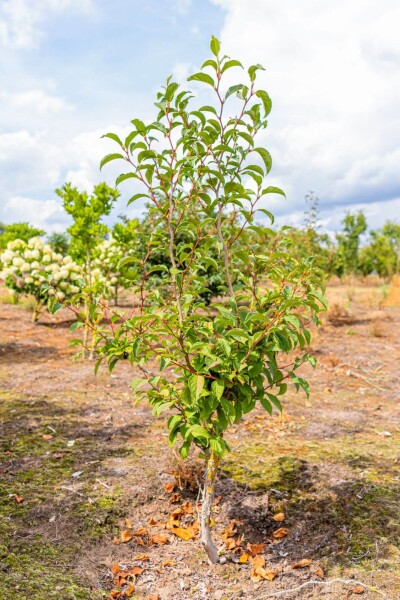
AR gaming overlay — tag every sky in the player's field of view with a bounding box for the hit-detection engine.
[1,0,399,234]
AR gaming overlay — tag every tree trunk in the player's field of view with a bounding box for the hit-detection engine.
[32,300,41,323]
[200,449,220,564]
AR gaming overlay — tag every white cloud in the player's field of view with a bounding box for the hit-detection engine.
[3,196,69,232]
[211,0,400,225]
[0,0,94,49]
[0,90,73,114]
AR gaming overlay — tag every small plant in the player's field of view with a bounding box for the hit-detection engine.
[62,37,326,562]
[0,237,81,322]
[57,182,120,357]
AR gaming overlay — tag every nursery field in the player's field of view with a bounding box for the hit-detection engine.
[1,280,399,599]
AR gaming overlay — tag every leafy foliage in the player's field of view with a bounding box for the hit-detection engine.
[0,222,45,250]
[90,38,326,460]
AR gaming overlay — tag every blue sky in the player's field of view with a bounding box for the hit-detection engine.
[1,0,399,234]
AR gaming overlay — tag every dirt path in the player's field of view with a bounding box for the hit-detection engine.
[1,284,399,599]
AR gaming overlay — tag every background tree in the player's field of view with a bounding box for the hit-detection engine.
[82,36,327,562]
[335,211,367,277]
[47,232,70,256]
[0,237,81,322]
[56,182,120,357]
[0,222,45,250]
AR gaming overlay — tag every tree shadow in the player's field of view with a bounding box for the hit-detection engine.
[221,458,400,567]
[0,342,58,364]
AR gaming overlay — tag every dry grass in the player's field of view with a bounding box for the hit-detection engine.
[326,303,355,326]
[384,275,400,307]
[167,452,205,492]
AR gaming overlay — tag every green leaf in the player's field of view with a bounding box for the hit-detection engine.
[165,81,179,101]
[202,59,218,71]
[254,147,272,173]
[259,396,273,414]
[225,84,243,100]
[188,374,205,401]
[131,118,147,134]
[248,63,265,81]
[255,90,272,116]
[262,186,285,197]
[187,424,210,440]
[210,437,226,457]
[210,35,220,57]
[258,209,274,224]
[221,59,243,73]
[211,379,224,400]
[267,393,283,412]
[100,153,124,170]
[115,172,138,186]
[127,193,149,206]
[102,132,123,146]
[187,72,215,87]
[131,377,145,392]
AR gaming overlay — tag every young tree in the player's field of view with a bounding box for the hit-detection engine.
[336,211,367,276]
[56,183,120,357]
[0,222,45,250]
[0,238,81,322]
[47,232,70,256]
[68,37,326,562]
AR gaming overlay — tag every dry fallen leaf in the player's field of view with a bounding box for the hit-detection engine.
[148,516,158,526]
[272,512,285,522]
[152,533,168,545]
[111,562,120,575]
[171,527,195,541]
[148,594,160,600]
[272,527,288,539]
[213,495,222,506]
[134,527,147,536]
[164,483,175,494]
[126,583,135,597]
[246,542,265,555]
[112,536,120,545]
[351,587,365,595]
[250,567,277,582]
[162,558,175,567]
[181,501,194,514]
[14,495,24,503]
[169,492,182,504]
[125,518,133,529]
[225,537,236,550]
[120,530,133,543]
[239,552,249,563]
[130,567,144,576]
[292,558,312,568]
[251,555,266,568]
[133,553,149,561]
[42,434,53,440]
[314,566,325,578]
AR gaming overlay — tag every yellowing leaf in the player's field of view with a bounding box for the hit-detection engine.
[239,552,249,563]
[246,542,265,555]
[171,527,195,541]
[272,527,288,539]
[120,530,133,543]
[133,553,149,561]
[111,562,120,575]
[292,558,312,568]
[251,555,265,568]
[152,533,168,545]
[272,512,285,522]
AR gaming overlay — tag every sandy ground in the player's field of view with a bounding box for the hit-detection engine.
[0,281,399,599]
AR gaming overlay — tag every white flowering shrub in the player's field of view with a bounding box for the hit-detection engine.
[93,237,136,304]
[0,237,82,321]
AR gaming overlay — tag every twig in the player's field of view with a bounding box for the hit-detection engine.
[262,578,388,598]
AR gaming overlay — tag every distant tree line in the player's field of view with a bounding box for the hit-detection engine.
[0,189,399,292]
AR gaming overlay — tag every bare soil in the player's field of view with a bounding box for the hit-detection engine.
[0,282,399,599]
